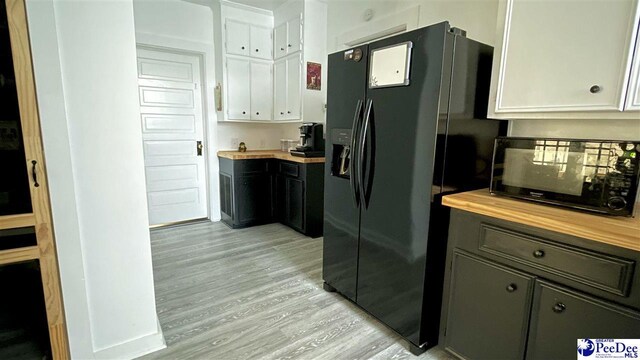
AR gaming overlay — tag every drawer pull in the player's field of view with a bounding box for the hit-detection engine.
[552,302,566,313]
[506,283,517,293]
[533,250,545,258]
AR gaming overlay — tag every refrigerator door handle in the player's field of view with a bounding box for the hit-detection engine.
[350,99,363,207]
[359,99,373,208]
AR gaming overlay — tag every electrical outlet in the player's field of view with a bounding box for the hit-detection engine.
[231,138,239,149]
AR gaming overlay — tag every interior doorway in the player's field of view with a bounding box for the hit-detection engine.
[136,47,209,226]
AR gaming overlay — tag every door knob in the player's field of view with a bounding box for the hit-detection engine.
[506,283,517,293]
[197,141,203,156]
[552,302,566,313]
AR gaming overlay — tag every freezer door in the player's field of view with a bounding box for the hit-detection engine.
[355,22,452,346]
[322,46,368,301]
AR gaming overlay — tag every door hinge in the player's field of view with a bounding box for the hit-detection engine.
[194,83,198,90]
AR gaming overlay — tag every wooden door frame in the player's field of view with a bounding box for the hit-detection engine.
[3,0,70,358]
[135,44,212,226]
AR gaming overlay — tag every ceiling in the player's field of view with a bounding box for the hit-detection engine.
[227,0,289,11]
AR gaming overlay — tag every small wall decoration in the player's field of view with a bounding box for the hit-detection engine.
[306,62,321,91]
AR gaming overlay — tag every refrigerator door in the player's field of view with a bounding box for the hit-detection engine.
[355,23,452,346]
[322,46,368,301]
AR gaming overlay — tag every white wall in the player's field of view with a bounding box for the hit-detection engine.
[302,0,328,125]
[26,0,164,358]
[326,0,500,54]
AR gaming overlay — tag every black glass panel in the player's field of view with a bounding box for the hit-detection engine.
[0,260,52,359]
[0,1,32,216]
[0,226,36,251]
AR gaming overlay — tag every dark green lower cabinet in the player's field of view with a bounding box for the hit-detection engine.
[526,281,640,360]
[444,252,533,360]
[219,157,323,237]
[440,210,640,360]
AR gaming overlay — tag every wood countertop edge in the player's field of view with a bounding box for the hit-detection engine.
[217,150,325,164]
[442,190,640,252]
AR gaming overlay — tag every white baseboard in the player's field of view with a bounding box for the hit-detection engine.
[93,320,166,360]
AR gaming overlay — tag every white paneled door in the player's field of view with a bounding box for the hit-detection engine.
[137,47,208,225]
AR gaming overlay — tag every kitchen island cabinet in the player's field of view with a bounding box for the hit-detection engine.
[440,190,640,360]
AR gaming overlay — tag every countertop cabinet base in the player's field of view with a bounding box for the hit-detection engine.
[440,209,640,360]
[219,157,323,237]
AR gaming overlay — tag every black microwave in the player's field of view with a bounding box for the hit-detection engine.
[491,137,640,216]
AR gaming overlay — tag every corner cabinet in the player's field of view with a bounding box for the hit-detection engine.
[440,210,640,360]
[274,15,302,60]
[273,53,302,121]
[219,157,324,237]
[488,0,640,119]
[1,0,69,358]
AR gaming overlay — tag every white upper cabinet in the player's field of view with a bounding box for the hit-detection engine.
[489,0,640,119]
[625,22,640,111]
[250,25,272,60]
[274,15,303,59]
[274,60,287,120]
[250,62,273,121]
[226,19,273,60]
[226,58,251,120]
[274,23,288,59]
[287,17,302,53]
[286,54,302,119]
[273,54,302,121]
[226,20,251,57]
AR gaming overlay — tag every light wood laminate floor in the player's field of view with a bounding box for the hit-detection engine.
[141,221,453,360]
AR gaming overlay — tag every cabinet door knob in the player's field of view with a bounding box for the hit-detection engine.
[533,250,545,258]
[242,111,246,114]
[256,112,260,115]
[255,49,259,52]
[506,283,517,293]
[280,112,284,115]
[288,44,292,47]
[287,111,291,114]
[241,46,245,50]
[552,302,566,313]
[590,85,601,93]
[280,47,285,51]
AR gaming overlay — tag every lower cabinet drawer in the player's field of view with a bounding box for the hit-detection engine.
[444,251,534,360]
[526,280,640,360]
[479,224,635,296]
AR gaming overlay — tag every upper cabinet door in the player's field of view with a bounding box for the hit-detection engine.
[274,23,288,59]
[250,61,273,121]
[625,23,640,110]
[490,0,639,117]
[286,54,302,120]
[274,59,287,120]
[226,20,250,57]
[287,16,302,54]
[250,25,272,60]
[226,58,251,120]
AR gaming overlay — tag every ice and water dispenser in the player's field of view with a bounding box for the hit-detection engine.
[330,129,353,179]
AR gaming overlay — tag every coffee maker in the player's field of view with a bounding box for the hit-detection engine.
[291,123,325,158]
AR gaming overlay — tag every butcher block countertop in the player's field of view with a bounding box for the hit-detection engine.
[217,150,325,164]
[442,189,640,252]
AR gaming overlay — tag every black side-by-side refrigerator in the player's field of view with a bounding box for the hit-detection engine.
[322,21,506,354]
